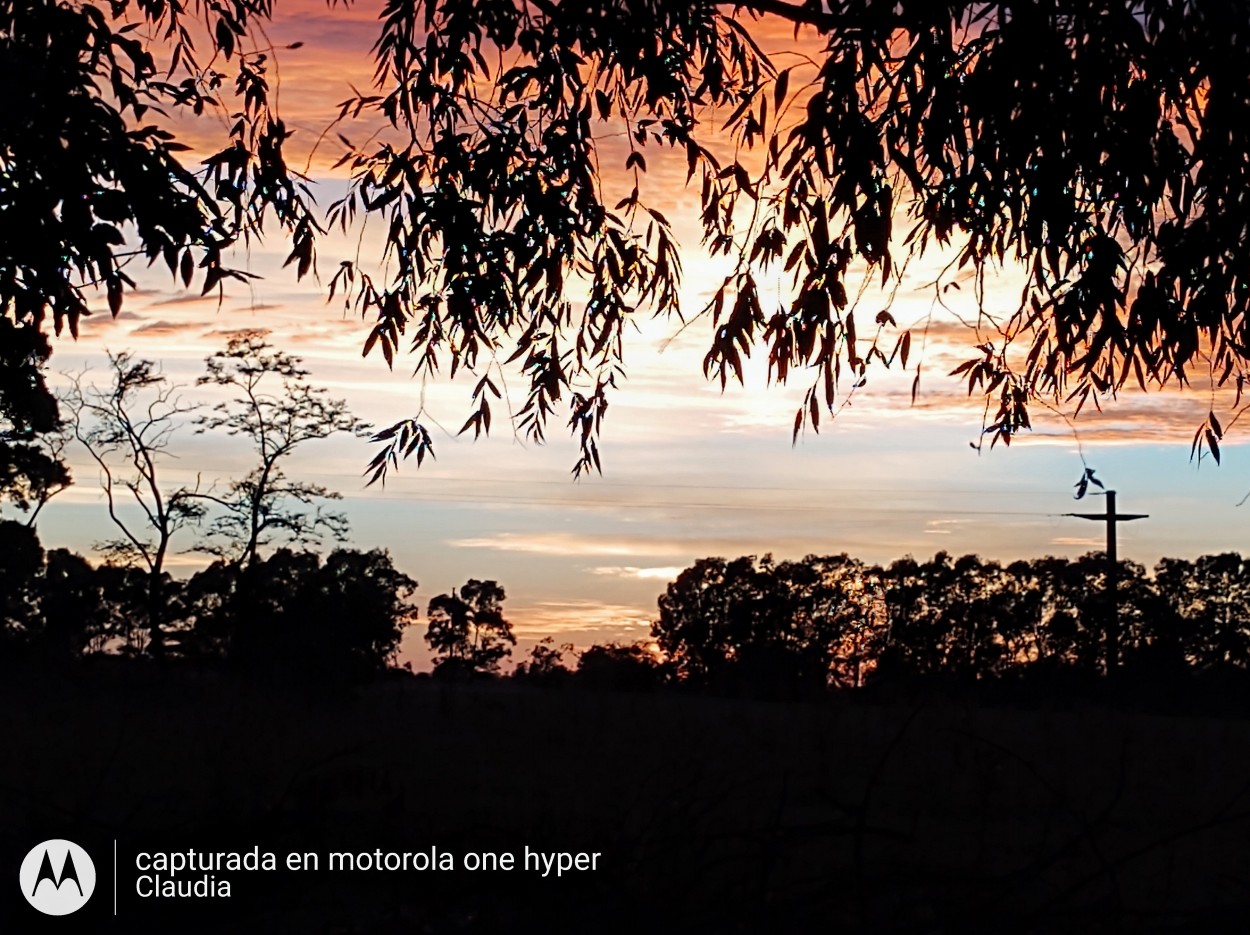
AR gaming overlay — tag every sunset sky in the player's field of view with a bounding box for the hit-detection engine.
[27,1,1250,669]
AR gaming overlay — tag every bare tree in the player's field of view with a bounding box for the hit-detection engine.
[193,330,370,568]
[61,353,204,655]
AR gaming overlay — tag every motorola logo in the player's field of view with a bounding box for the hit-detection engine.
[19,840,96,916]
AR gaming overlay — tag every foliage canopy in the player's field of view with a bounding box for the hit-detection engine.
[5,0,1249,471]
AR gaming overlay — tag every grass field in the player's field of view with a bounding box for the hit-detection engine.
[3,661,1250,932]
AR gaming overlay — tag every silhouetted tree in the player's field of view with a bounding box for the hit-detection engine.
[1043,553,1155,675]
[786,554,887,689]
[1108,558,1175,668]
[1,0,311,555]
[193,330,370,569]
[0,524,136,660]
[0,519,43,648]
[0,425,71,525]
[32,549,111,658]
[654,553,878,695]
[514,636,574,685]
[426,579,516,676]
[882,553,1050,680]
[93,562,165,656]
[879,551,1170,682]
[576,642,667,691]
[188,547,416,678]
[61,353,204,655]
[653,556,777,687]
[0,319,70,523]
[880,553,967,678]
[994,558,1059,670]
[1155,554,1250,670]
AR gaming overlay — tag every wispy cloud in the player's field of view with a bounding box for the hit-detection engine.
[925,518,968,536]
[512,599,653,637]
[129,319,204,336]
[589,565,684,581]
[449,532,690,558]
[142,293,221,309]
[1049,536,1103,547]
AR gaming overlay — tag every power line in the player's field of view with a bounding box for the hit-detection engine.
[168,473,1071,504]
[337,490,1060,516]
[343,476,1065,496]
[101,456,1067,499]
[64,469,1071,517]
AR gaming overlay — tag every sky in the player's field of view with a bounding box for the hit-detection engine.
[24,2,1250,669]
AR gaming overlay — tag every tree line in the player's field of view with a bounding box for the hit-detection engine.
[9,502,1250,698]
[452,548,1250,700]
[642,550,1250,697]
[0,522,415,679]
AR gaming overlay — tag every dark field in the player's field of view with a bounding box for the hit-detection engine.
[4,663,1250,933]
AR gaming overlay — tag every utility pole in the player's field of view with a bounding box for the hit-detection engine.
[1066,490,1148,675]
